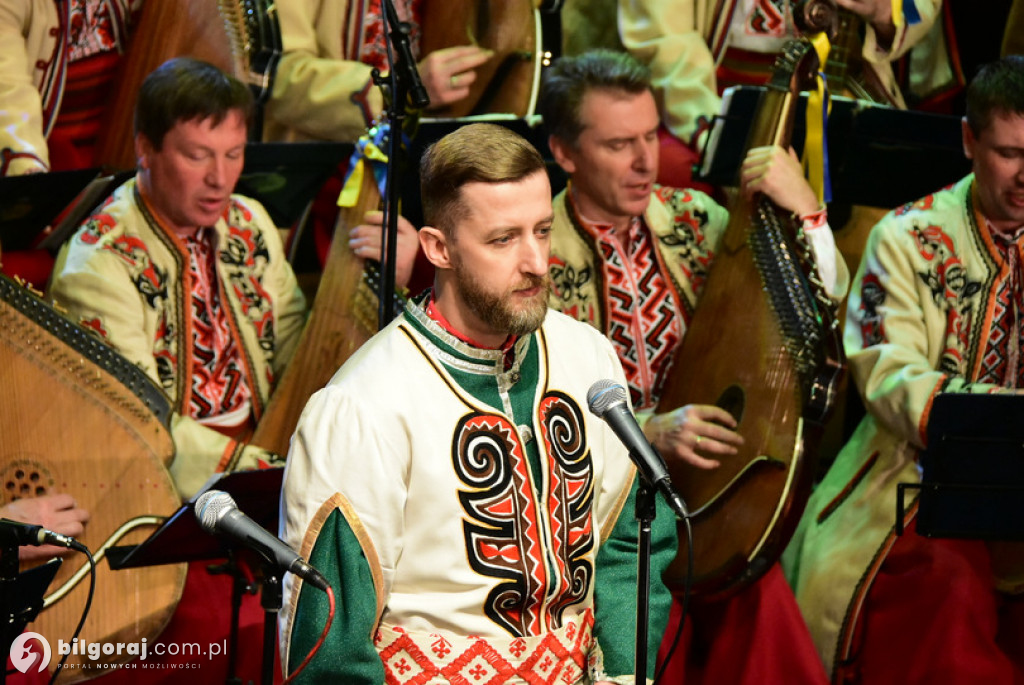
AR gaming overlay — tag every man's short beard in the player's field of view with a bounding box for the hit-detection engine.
[453,257,550,337]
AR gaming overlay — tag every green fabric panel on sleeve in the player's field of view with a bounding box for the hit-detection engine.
[287,508,384,684]
[592,477,678,678]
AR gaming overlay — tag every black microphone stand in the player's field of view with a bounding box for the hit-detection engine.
[375,0,430,330]
[258,565,283,685]
[1,543,18,685]
[633,479,658,684]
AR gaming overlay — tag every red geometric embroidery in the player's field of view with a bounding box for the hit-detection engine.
[440,640,516,685]
[380,630,441,685]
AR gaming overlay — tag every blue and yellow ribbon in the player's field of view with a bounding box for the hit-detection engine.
[338,123,391,208]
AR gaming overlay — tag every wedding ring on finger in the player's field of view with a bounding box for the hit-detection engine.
[695,435,703,447]
[450,73,459,88]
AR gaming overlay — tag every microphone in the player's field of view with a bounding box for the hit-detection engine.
[0,518,83,550]
[587,380,690,520]
[382,0,430,108]
[194,491,329,592]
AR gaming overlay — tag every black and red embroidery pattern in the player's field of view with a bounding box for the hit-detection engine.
[185,231,251,420]
[745,0,788,37]
[537,392,593,624]
[452,395,594,638]
[909,222,981,375]
[597,221,682,412]
[857,272,887,348]
[221,201,279,384]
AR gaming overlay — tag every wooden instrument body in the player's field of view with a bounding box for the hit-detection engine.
[94,0,236,170]
[0,277,183,681]
[658,42,844,601]
[250,170,394,456]
[823,8,901,107]
[418,0,541,117]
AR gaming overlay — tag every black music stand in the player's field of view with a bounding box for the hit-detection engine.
[0,169,101,252]
[1,557,62,685]
[698,86,971,208]
[896,393,1024,541]
[238,142,352,229]
[106,467,284,685]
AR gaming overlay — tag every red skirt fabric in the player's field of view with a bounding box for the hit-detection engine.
[657,563,828,684]
[836,520,1024,684]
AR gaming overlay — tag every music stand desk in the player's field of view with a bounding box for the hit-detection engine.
[897,393,1024,541]
[698,86,971,209]
[106,467,284,570]
[0,169,101,251]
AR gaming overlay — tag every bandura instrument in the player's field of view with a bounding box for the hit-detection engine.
[93,0,238,170]
[658,33,845,602]
[418,0,550,118]
[249,153,404,457]
[0,275,184,682]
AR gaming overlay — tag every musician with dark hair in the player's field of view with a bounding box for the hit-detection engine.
[279,122,677,683]
[49,57,306,500]
[539,49,848,684]
[43,56,306,682]
[784,55,1024,682]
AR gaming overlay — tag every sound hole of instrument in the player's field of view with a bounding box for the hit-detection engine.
[1,459,54,503]
[715,384,746,424]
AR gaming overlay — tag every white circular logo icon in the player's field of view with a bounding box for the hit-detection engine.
[10,632,51,673]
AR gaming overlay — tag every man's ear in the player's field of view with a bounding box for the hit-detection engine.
[548,134,577,175]
[419,225,452,270]
[961,116,976,161]
[135,133,152,171]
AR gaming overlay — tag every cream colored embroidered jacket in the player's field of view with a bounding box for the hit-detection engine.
[0,0,136,175]
[618,0,946,144]
[48,178,306,498]
[783,174,1019,676]
[280,300,677,683]
[264,0,384,143]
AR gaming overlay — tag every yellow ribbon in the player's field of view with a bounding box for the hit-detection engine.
[890,0,904,30]
[802,30,832,206]
[337,134,389,208]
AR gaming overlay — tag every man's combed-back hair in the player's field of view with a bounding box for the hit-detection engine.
[135,57,254,150]
[419,123,546,238]
[538,49,653,147]
[965,55,1024,136]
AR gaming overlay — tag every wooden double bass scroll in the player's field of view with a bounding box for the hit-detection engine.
[658,12,845,602]
[0,275,184,682]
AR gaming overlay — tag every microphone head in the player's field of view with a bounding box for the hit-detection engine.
[194,490,237,533]
[587,379,627,418]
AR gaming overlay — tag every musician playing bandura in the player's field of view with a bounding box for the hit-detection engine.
[539,50,848,684]
[783,55,1024,682]
[45,57,304,682]
[0,0,143,288]
[611,0,949,189]
[264,0,493,283]
[49,57,307,500]
[280,123,677,683]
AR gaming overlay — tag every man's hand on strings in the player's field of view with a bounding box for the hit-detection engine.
[2,493,90,561]
[834,0,897,49]
[350,210,419,289]
[644,404,744,470]
[418,46,494,108]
